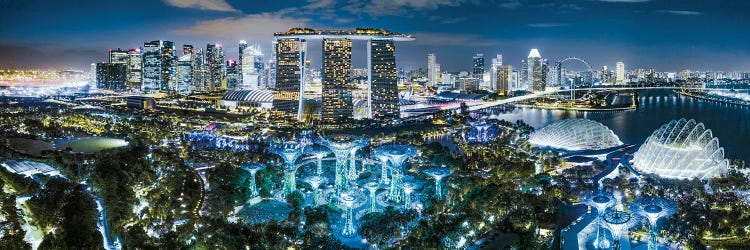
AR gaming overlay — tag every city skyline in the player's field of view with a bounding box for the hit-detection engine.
[2,0,750,71]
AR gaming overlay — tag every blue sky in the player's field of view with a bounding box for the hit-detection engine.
[1,0,749,71]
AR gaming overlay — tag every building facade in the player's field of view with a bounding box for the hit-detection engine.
[273,38,306,119]
[369,39,399,120]
[321,38,353,122]
[142,40,175,93]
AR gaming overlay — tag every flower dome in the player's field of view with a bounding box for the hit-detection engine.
[633,118,729,180]
[529,119,623,151]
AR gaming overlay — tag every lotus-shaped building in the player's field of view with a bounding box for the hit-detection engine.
[528,119,623,151]
[633,118,729,180]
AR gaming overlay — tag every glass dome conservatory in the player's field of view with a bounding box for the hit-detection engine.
[528,119,623,151]
[633,118,729,180]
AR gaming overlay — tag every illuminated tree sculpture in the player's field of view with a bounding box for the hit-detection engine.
[371,151,390,184]
[602,210,641,250]
[339,192,357,238]
[423,166,451,200]
[304,175,327,207]
[240,162,266,198]
[364,181,380,213]
[319,135,369,192]
[584,191,615,249]
[629,197,677,250]
[400,176,420,210]
[372,144,418,203]
[305,144,330,175]
[268,139,305,197]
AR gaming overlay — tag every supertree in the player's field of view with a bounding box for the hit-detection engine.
[371,151,390,184]
[364,181,381,213]
[602,210,641,250]
[629,197,677,250]
[423,166,451,200]
[372,144,418,203]
[319,135,369,192]
[583,191,615,249]
[304,175,327,207]
[339,192,357,238]
[239,162,266,199]
[268,139,305,198]
[400,175,421,210]
[305,144,330,175]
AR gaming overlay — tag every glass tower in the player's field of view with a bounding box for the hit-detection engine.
[321,38,352,123]
[273,38,306,119]
[369,39,399,120]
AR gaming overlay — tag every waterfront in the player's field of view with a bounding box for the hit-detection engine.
[491,90,750,161]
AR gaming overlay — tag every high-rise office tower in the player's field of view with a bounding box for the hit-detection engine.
[472,53,484,80]
[240,43,263,90]
[238,40,247,85]
[616,61,625,84]
[226,60,240,90]
[96,63,127,90]
[321,38,352,123]
[369,39,399,120]
[183,44,194,56]
[126,49,142,90]
[526,49,546,92]
[206,43,225,91]
[427,53,437,87]
[490,54,503,92]
[176,54,193,95]
[142,40,176,93]
[109,49,129,64]
[497,65,512,93]
[273,38,306,119]
[192,49,206,92]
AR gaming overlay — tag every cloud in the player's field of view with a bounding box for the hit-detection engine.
[598,0,650,2]
[659,10,702,15]
[173,12,310,40]
[162,0,239,12]
[345,0,465,17]
[528,23,569,28]
[410,32,504,47]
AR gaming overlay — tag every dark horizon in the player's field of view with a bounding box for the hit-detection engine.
[2,0,750,72]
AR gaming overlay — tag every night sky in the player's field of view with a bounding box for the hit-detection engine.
[1,0,749,72]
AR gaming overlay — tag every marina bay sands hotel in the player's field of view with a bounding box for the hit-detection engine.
[273,28,415,122]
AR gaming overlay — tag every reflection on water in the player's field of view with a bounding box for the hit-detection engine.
[489,90,750,161]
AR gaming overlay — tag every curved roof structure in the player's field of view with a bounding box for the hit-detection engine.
[222,90,274,103]
[633,118,729,180]
[275,28,415,41]
[529,119,623,151]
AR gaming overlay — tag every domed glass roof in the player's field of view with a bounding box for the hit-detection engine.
[529,119,623,151]
[633,118,729,180]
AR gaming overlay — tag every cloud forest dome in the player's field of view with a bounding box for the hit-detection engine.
[633,118,730,180]
[528,119,623,151]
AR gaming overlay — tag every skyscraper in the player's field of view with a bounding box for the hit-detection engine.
[273,38,306,119]
[109,49,128,64]
[321,38,352,123]
[490,54,502,92]
[526,49,546,92]
[176,54,193,95]
[206,43,225,91]
[427,53,437,87]
[192,49,206,92]
[142,40,176,93]
[183,45,194,56]
[238,40,247,85]
[126,49,142,90]
[369,39,399,120]
[497,65,512,94]
[96,63,127,90]
[472,53,484,80]
[616,61,625,84]
[226,60,240,90]
[240,43,263,90]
